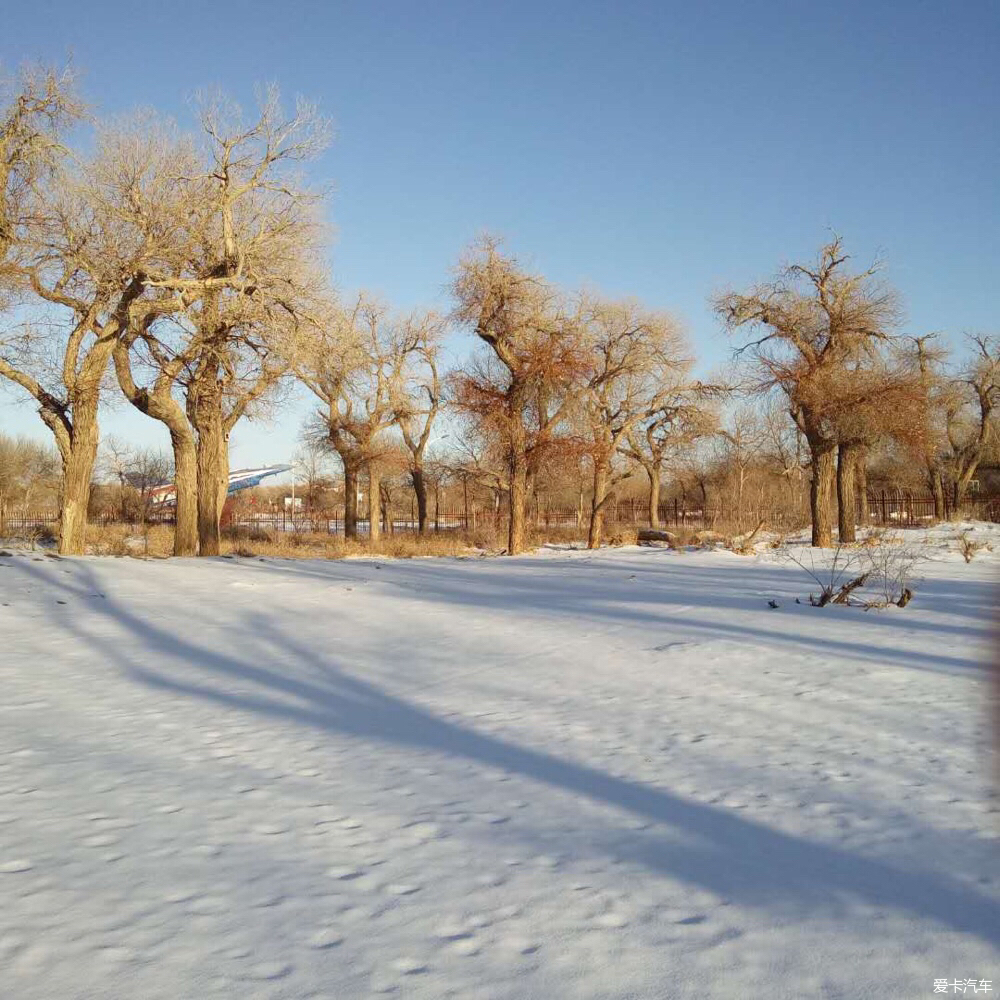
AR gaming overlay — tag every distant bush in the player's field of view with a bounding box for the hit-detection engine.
[957,530,991,563]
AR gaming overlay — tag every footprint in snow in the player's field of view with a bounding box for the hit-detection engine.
[240,961,293,981]
[327,866,364,880]
[433,922,472,941]
[384,883,421,896]
[389,956,427,974]
[0,859,32,873]
[252,823,289,836]
[308,928,344,949]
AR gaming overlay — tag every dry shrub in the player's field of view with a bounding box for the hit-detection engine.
[470,523,503,551]
[606,526,638,547]
[3,522,59,548]
[728,518,766,556]
[666,525,699,547]
[85,524,132,557]
[81,523,174,558]
[784,531,927,609]
[957,531,991,563]
[218,530,472,561]
[529,524,587,547]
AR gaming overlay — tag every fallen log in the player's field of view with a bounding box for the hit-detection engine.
[637,529,678,544]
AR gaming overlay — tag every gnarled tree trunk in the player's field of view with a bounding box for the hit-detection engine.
[170,428,198,556]
[588,458,610,550]
[410,465,428,534]
[647,464,661,529]
[929,466,946,521]
[195,414,229,557]
[57,394,101,556]
[855,453,869,527]
[508,448,528,555]
[810,439,836,548]
[368,462,381,544]
[343,460,359,539]
[837,441,861,543]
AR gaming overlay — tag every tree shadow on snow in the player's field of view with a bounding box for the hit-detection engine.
[16,557,999,950]
[240,553,996,676]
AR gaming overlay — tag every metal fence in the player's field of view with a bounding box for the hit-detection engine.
[4,491,999,538]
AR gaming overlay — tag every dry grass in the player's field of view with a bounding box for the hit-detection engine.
[606,526,638,547]
[220,527,475,561]
[32,518,827,560]
[84,523,174,558]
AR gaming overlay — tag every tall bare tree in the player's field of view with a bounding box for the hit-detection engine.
[0,432,59,515]
[941,335,999,506]
[716,237,900,547]
[388,311,443,534]
[0,71,183,553]
[908,334,951,519]
[452,238,584,554]
[296,294,398,541]
[112,89,330,554]
[619,395,716,528]
[827,361,926,541]
[576,296,690,548]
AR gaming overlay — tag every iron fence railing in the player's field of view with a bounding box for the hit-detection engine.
[3,491,999,538]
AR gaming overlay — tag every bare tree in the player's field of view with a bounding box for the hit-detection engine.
[388,311,444,534]
[112,89,330,554]
[716,237,901,547]
[0,72,184,553]
[452,238,584,554]
[620,393,715,528]
[291,439,335,512]
[908,334,951,519]
[576,295,690,548]
[0,432,59,517]
[715,405,770,532]
[827,360,926,540]
[940,335,999,506]
[0,65,81,269]
[100,436,172,521]
[296,294,398,541]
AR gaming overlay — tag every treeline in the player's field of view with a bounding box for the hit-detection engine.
[1,68,997,555]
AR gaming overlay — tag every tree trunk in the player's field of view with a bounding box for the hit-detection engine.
[647,465,661,528]
[385,496,393,535]
[344,461,359,539]
[837,442,861,543]
[810,440,836,548]
[411,465,428,534]
[195,417,229,557]
[588,459,610,549]
[58,395,100,555]
[855,453,869,527]
[170,428,198,556]
[368,462,381,544]
[954,463,979,509]
[929,465,946,521]
[508,449,528,555]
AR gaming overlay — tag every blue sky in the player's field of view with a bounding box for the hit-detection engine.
[2,0,998,468]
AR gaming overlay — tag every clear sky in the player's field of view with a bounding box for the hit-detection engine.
[2,0,998,469]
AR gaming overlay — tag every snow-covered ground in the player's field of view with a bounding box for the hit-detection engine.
[1,527,998,1000]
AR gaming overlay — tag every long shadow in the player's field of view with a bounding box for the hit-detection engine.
[15,557,1000,949]
[239,554,994,676]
